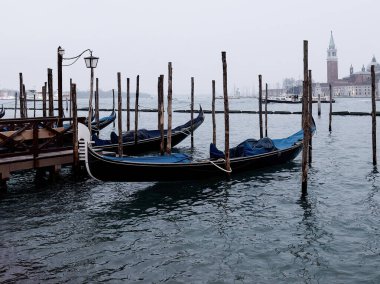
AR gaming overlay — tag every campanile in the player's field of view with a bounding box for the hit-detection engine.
[327,31,338,84]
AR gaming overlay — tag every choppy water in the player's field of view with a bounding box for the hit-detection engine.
[1,97,380,283]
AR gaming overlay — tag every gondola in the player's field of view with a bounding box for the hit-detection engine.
[0,105,5,118]
[91,107,205,154]
[78,119,316,182]
[91,110,116,132]
[64,110,116,133]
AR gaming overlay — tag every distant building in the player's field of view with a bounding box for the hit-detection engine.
[327,31,338,84]
[318,32,380,98]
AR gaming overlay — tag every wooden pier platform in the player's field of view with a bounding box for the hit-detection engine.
[0,149,73,180]
[0,116,84,188]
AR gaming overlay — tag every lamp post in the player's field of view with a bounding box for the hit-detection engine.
[57,46,65,126]
[84,52,99,131]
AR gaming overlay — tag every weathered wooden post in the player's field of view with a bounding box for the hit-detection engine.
[14,92,17,118]
[33,91,36,117]
[95,78,99,134]
[191,77,194,148]
[167,63,173,154]
[23,84,27,118]
[222,51,231,175]
[265,83,268,137]
[112,89,115,128]
[308,70,313,165]
[212,80,216,145]
[329,84,332,132]
[71,82,79,174]
[126,77,130,131]
[318,93,321,116]
[301,40,310,194]
[19,73,24,118]
[69,79,72,119]
[258,75,263,139]
[42,82,47,117]
[117,72,123,157]
[134,75,140,145]
[48,68,54,117]
[57,46,63,127]
[157,77,160,129]
[159,75,165,155]
[371,65,377,166]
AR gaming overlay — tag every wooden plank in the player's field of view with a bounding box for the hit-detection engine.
[0,127,66,142]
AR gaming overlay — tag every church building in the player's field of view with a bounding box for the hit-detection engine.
[321,32,379,98]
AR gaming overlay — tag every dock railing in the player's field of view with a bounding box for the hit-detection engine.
[0,116,85,160]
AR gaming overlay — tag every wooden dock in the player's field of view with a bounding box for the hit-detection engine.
[0,116,84,189]
[0,149,73,180]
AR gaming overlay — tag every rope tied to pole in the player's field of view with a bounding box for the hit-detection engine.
[209,159,232,173]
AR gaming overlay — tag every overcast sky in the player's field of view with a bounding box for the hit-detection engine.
[1,0,379,96]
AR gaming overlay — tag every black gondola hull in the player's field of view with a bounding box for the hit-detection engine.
[93,110,204,155]
[86,142,303,182]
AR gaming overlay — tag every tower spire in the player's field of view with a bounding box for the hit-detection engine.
[327,31,338,83]
[329,31,335,49]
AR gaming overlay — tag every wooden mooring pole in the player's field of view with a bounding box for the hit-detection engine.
[95,78,99,134]
[48,68,54,117]
[265,83,268,137]
[112,89,115,128]
[33,92,36,117]
[191,77,194,148]
[117,72,123,157]
[371,65,377,166]
[19,73,24,118]
[329,84,332,132]
[159,75,165,155]
[69,79,72,119]
[308,70,313,165]
[318,93,321,116]
[23,84,27,118]
[222,51,231,175]
[258,75,263,139]
[134,75,140,145]
[167,63,173,154]
[43,82,47,117]
[71,82,79,174]
[126,78,130,131]
[14,92,17,118]
[57,46,63,127]
[301,40,310,194]
[212,80,216,145]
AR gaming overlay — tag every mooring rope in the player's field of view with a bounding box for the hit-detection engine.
[209,159,232,173]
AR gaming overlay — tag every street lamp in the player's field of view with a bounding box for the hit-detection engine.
[60,48,99,132]
[57,46,65,126]
[84,51,99,131]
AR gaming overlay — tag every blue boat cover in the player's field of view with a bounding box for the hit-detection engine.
[210,124,313,159]
[210,137,278,159]
[102,153,192,163]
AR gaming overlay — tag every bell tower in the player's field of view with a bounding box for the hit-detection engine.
[327,31,338,84]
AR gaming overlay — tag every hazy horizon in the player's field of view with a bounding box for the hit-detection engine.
[1,0,380,97]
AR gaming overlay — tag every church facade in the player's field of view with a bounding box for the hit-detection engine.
[320,32,379,98]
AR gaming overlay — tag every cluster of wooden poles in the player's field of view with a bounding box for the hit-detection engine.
[103,62,206,159]
[298,40,377,194]
[11,42,377,190]
[16,70,56,120]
